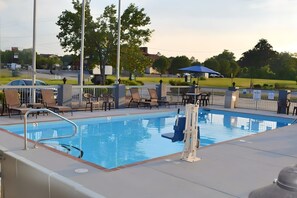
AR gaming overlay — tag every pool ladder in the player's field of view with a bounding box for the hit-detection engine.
[23,109,78,150]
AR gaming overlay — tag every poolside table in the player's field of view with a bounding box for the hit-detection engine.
[27,103,46,116]
[186,92,201,104]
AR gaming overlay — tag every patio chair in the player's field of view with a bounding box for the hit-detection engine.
[4,89,31,119]
[101,93,115,111]
[148,88,169,106]
[199,92,210,106]
[181,88,194,105]
[41,89,73,115]
[182,93,192,105]
[148,88,179,107]
[128,88,158,109]
[83,93,102,112]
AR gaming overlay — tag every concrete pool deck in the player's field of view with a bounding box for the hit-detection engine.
[1,106,297,198]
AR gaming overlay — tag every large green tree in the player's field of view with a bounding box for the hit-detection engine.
[238,39,277,78]
[169,56,190,74]
[0,50,14,64]
[152,56,170,76]
[203,50,239,77]
[190,56,200,66]
[57,0,94,55]
[36,55,62,70]
[203,57,220,71]
[118,44,152,77]
[0,49,33,66]
[56,1,153,84]
[269,53,297,80]
[18,49,33,66]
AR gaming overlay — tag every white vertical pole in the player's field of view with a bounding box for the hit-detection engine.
[0,20,2,71]
[32,0,37,103]
[115,0,121,84]
[79,0,86,105]
[181,104,200,162]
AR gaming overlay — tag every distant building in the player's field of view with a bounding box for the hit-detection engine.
[140,47,160,74]
[39,54,59,58]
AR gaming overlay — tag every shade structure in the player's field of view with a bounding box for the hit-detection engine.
[179,65,220,75]
[179,65,220,84]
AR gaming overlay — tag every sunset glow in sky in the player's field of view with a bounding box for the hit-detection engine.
[1,0,297,61]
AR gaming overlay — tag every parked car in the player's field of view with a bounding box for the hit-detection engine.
[209,74,224,78]
[6,79,57,104]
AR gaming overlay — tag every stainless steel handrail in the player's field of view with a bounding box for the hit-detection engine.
[24,109,78,150]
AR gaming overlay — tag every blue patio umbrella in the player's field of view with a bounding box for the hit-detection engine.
[179,65,220,84]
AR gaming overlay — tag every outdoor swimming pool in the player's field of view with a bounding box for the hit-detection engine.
[1,109,294,169]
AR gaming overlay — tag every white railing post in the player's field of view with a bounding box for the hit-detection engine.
[23,109,78,150]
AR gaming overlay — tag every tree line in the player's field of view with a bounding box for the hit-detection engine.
[154,39,297,81]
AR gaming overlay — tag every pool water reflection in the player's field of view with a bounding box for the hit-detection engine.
[1,110,293,169]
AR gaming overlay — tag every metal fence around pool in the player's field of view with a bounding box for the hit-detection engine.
[0,84,297,114]
[0,85,116,114]
[126,85,297,114]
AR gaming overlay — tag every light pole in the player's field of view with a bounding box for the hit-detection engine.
[79,0,86,104]
[32,0,37,103]
[115,0,121,84]
[0,20,2,71]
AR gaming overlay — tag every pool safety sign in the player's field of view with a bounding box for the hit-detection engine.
[253,90,261,101]
[268,92,275,100]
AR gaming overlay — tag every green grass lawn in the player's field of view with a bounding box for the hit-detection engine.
[0,69,296,90]
[134,76,297,90]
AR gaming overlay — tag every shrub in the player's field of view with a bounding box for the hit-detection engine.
[136,80,144,85]
[274,83,280,89]
[120,80,144,86]
[105,79,114,85]
[274,83,290,89]
[253,84,262,89]
[262,84,275,90]
[169,80,191,86]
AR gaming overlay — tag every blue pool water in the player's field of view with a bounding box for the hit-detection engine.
[1,109,293,169]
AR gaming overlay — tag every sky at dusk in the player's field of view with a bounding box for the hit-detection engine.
[1,0,297,62]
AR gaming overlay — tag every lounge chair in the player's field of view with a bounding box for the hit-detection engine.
[41,89,73,115]
[4,89,31,119]
[147,88,179,107]
[148,88,168,106]
[128,88,158,109]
